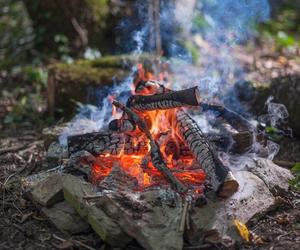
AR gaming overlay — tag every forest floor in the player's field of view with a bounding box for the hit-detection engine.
[0,44,300,250]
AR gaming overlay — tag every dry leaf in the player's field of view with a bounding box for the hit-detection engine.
[233,219,250,242]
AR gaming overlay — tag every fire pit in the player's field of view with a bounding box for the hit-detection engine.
[22,65,293,250]
[67,71,241,200]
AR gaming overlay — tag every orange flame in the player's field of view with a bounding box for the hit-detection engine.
[91,64,206,194]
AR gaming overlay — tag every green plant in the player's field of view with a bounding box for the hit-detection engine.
[290,162,300,190]
[259,7,300,50]
[265,126,282,141]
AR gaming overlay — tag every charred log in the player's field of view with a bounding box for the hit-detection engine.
[199,102,252,131]
[127,87,201,111]
[174,109,239,197]
[108,119,136,133]
[68,132,148,156]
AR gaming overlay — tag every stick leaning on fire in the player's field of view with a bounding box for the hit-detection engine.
[111,80,239,198]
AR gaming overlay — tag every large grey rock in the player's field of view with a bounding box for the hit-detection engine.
[188,171,275,244]
[240,157,293,193]
[98,189,184,250]
[62,174,132,247]
[42,201,90,234]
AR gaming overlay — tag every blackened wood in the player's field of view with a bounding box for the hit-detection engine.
[135,80,252,132]
[199,102,252,131]
[127,86,200,111]
[174,109,232,193]
[108,118,136,133]
[68,131,148,156]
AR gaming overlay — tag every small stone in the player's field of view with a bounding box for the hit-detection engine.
[29,173,64,207]
[47,142,68,167]
[42,124,67,150]
[42,201,90,235]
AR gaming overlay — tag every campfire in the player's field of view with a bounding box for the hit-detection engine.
[68,65,240,201]
[21,63,294,250]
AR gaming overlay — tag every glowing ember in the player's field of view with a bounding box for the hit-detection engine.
[91,64,206,194]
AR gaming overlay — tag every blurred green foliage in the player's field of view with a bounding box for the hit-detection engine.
[2,66,50,126]
[290,162,300,190]
[260,6,300,50]
[0,0,34,70]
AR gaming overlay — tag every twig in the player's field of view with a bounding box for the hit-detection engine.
[183,244,212,250]
[0,144,29,156]
[82,194,103,200]
[179,199,189,232]
[52,234,96,250]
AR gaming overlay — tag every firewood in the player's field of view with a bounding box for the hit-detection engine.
[108,118,136,132]
[174,109,239,197]
[68,131,148,156]
[135,80,253,132]
[127,86,201,111]
[112,100,188,193]
[199,102,252,131]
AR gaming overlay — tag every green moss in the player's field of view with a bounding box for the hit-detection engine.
[86,0,109,27]
[51,62,128,85]
[50,54,164,85]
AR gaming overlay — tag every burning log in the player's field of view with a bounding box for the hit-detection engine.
[127,86,201,111]
[174,109,239,197]
[108,118,136,133]
[68,132,148,156]
[135,80,253,132]
[112,100,188,193]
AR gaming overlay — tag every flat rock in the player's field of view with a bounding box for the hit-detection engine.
[28,173,64,207]
[42,201,90,235]
[97,189,184,250]
[242,157,293,193]
[188,171,275,244]
[62,174,132,247]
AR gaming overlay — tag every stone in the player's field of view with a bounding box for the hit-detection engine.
[42,124,67,149]
[42,201,90,235]
[46,142,68,167]
[21,165,65,191]
[97,189,184,250]
[29,173,64,207]
[245,157,293,193]
[62,174,132,247]
[188,171,275,245]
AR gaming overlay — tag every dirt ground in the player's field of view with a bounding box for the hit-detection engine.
[1,44,300,250]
